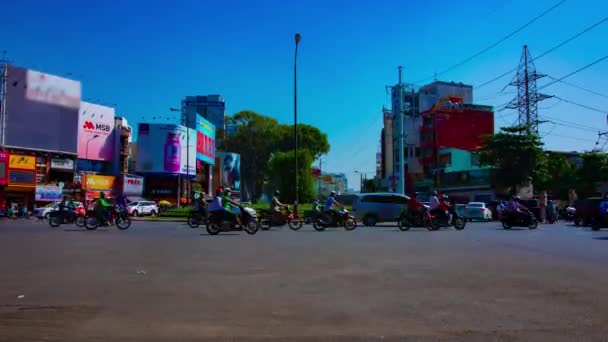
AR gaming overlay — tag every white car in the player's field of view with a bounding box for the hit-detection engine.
[464,202,493,221]
[127,201,159,216]
[34,202,84,219]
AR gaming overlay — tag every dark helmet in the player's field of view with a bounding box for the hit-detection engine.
[330,191,336,196]
[274,190,280,196]
[99,192,106,198]
[432,191,438,196]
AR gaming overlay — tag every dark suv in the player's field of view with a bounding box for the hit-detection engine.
[574,198,603,226]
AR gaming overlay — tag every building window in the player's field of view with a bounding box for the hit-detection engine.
[415,147,421,157]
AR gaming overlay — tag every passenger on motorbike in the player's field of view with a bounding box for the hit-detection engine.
[213,188,242,226]
[208,189,226,221]
[270,190,288,221]
[323,191,344,225]
[505,196,531,221]
[437,194,452,224]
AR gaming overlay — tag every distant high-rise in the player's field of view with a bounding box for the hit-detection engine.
[182,95,225,131]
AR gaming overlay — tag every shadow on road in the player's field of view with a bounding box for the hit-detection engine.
[199,233,240,236]
[63,229,109,232]
[592,236,608,240]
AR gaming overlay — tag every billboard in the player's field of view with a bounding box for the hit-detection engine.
[83,174,116,190]
[0,152,8,186]
[35,185,63,201]
[196,114,215,165]
[78,102,115,161]
[136,123,196,175]
[123,175,144,196]
[4,65,81,153]
[9,154,36,170]
[218,152,240,191]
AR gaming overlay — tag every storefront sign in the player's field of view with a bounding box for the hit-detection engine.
[9,154,36,170]
[9,170,36,187]
[78,102,115,161]
[84,174,115,190]
[86,190,114,201]
[0,152,8,186]
[123,175,144,196]
[35,185,63,201]
[51,158,74,171]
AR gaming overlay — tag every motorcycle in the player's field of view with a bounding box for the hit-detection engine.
[398,207,435,231]
[48,207,86,228]
[304,200,323,225]
[187,209,207,229]
[313,208,357,231]
[260,205,303,231]
[206,205,259,235]
[85,206,131,230]
[430,207,466,230]
[501,210,538,230]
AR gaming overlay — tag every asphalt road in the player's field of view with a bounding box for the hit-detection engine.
[1,218,608,341]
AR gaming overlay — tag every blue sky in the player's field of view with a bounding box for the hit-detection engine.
[2,0,607,190]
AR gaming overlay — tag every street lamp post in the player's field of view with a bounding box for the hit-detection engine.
[294,33,301,209]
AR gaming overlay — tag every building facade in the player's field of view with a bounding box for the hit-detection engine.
[182,95,226,132]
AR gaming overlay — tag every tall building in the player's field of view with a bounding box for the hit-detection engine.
[182,95,225,131]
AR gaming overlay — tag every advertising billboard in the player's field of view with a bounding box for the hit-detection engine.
[218,152,241,191]
[0,152,8,186]
[35,185,63,201]
[123,175,144,196]
[83,174,116,190]
[196,114,215,165]
[136,123,196,175]
[78,102,115,161]
[4,65,81,153]
[9,154,36,170]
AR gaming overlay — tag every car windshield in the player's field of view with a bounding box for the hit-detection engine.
[467,203,484,208]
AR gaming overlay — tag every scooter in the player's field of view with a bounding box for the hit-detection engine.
[187,208,207,228]
[206,205,259,235]
[398,207,435,231]
[430,207,466,230]
[313,208,357,231]
[85,206,131,230]
[260,205,303,231]
[501,210,538,230]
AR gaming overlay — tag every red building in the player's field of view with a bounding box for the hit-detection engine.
[418,97,494,175]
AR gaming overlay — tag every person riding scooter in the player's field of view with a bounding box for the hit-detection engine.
[505,196,531,221]
[270,190,288,223]
[94,192,113,226]
[322,191,345,225]
[407,193,425,221]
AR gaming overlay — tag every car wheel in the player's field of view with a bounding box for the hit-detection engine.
[150,210,157,216]
[363,214,377,227]
[44,213,50,220]
[131,210,139,217]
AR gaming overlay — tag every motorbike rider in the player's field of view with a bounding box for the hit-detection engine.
[222,188,243,227]
[407,192,425,221]
[271,190,288,222]
[505,196,531,221]
[208,188,226,222]
[94,192,114,225]
[323,191,345,225]
[438,194,452,224]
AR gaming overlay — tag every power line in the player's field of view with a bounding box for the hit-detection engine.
[539,115,599,133]
[476,16,608,89]
[545,75,608,100]
[538,54,608,91]
[540,132,598,143]
[551,95,608,114]
[415,0,567,84]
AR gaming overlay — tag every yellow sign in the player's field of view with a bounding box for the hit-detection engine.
[84,175,116,190]
[9,154,36,170]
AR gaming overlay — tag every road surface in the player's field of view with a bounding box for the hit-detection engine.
[1,219,607,341]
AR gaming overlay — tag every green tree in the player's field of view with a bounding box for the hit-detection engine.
[577,152,608,197]
[267,150,315,203]
[361,178,378,193]
[479,125,546,193]
[536,153,577,199]
[223,110,281,201]
[277,124,330,160]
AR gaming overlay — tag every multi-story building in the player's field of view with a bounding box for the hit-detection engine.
[182,95,225,132]
[317,172,348,198]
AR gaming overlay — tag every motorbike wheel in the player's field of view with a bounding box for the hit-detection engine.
[116,216,131,230]
[75,216,85,227]
[502,220,512,230]
[398,216,411,231]
[424,216,435,231]
[313,220,326,231]
[453,217,466,230]
[260,217,272,230]
[244,220,259,235]
[187,214,200,229]
[288,219,303,231]
[206,222,221,235]
[528,218,538,230]
[48,216,61,228]
[591,220,601,231]
[85,217,98,230]
[344,218,357,231]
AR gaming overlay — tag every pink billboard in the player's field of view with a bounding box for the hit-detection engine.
[77,102,115,161]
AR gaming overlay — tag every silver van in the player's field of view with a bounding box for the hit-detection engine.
[352,193,409,226]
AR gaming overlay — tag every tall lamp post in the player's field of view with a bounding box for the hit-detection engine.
[170,106,190,208]
[294,33,301,209]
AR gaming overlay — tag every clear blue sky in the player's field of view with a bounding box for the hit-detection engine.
[2,0,607,190]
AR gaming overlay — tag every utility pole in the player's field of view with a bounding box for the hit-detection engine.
[294,33,301,209]
[397,66,405,195]
[506,46,551,135]
[318,157,322,197]
[0,51,8,149]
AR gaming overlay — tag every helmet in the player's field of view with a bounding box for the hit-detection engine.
[99,192,106,198]
[330,191,336,196]
[274,190,280,196]
[432,191,438,196]
[439,194,444,200]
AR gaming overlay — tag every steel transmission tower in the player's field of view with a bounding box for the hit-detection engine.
[506,45,552,134]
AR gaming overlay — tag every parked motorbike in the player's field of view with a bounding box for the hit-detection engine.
[85,206,131,230]
[501,210,538,230]
[430,207,466,230]
[398,207,435,231]
[206,205,259,235]
[313,208,357,231]
[260,205,303,231]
